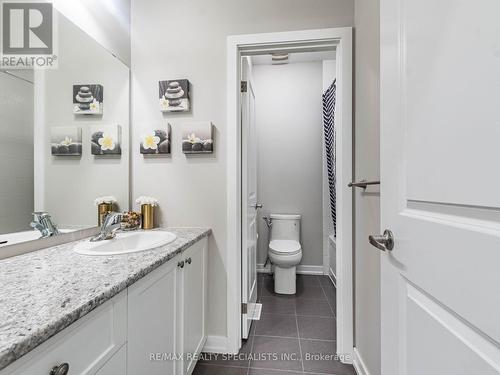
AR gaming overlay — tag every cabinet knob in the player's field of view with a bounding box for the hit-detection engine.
[50,363,69,375]
[186,257,192,265]
[178,260,185,268]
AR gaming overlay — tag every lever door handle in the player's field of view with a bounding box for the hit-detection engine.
[369,230,394,251]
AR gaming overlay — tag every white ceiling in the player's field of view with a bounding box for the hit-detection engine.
[251,50,336,65]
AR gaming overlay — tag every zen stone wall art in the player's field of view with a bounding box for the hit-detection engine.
[73,84,103,115]
[51,126,82,156]
[159,79,190,112]
[140,125,171,155]
[90,125,122,155]
[182,122,214,154]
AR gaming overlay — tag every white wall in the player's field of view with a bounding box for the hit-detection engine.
[253,62,323,267]
[130,0,354,340]
[354,0,381,373]
[38,14,130,228]
[0,72,33,234]
[53,0,131,66]
[322,60,337,277]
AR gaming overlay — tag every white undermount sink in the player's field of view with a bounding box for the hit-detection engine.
[73,231,177,256]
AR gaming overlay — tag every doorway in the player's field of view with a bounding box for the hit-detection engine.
[226,28,353,361]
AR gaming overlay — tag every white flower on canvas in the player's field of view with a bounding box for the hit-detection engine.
[98,133,116,151]
[187,133,201,144]
[142,132,161,150]
[160,97,169,109]
[89,99,99,111]
[60,136,72,146]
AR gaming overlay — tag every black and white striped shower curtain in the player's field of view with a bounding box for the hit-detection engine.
[323,80,337,236]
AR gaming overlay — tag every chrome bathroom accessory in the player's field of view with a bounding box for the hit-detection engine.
[31,212,60,238]
[348,180,380,189]
[91,212,123,242]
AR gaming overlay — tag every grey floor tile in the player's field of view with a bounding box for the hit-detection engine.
[295,299,334,317]
[200,336,253,367]
[295,285,327,300]
[255,313,298,338]
[249,368,303,375]
[260,296,296,315]
[193,364,248,375]
[296,274,321,287]
[301,340,355,375]
[297,316,336,341]
[258,273,273,285]
[318,276,335,288]
[250,336,303,371]
[322,286,336,312]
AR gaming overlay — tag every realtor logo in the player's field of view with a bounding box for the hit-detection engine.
[1,1,57,68]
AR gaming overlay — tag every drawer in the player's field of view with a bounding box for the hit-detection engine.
[1,291,127,375]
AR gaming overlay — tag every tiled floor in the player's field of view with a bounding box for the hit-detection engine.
[194,274,355,375]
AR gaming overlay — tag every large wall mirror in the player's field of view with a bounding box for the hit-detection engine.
[0,10,129,249]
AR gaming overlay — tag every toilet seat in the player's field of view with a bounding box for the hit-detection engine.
[269,240,302,256]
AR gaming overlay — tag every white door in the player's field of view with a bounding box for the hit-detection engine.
[380,0,500,374]
[241,56,259,339]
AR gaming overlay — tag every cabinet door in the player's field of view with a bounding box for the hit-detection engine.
[0,292,127,375]
[95,345,126,375]
[181,238,207,375]
[128,258,180,375]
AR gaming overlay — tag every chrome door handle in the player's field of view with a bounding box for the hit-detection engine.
[369,230,394,251]
[252,203,263,210]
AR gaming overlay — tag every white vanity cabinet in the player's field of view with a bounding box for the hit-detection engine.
[0,236,208,375]
[177,238,208,375]
[127,237,208,375]
[127,252,180,375]
[0,292,128,375]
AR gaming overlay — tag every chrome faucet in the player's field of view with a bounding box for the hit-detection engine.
[91,212,123,242]
[31,212,60,238]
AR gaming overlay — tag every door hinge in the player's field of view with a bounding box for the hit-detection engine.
[241,81,247,93]
[241,303,247,314]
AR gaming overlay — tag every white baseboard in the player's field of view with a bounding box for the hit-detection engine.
[257,263,325,275]
[353,347,371,375]
[329,266,337,287]
[202,335,228,353]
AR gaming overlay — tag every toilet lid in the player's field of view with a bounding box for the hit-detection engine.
[269,240,302,255]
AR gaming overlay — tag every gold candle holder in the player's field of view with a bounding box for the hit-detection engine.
[141,204,154,230]
[98,203,113,226]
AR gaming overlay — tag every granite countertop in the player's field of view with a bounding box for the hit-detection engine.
[0,227,211,371]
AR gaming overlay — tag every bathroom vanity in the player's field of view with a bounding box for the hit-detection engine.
[0,228,210,375]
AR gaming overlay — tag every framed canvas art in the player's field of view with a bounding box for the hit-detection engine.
[182,122,213,154]
[159,79,190,112]
[140,125,171,155]
[51,126,82,156]
[73,84,103,115]
[90,125,122,155]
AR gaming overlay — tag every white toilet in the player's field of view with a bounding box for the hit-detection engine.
[267,214,302,294]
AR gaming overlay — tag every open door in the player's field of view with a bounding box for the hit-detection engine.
[241,56,259,339]
[380,0,500,373]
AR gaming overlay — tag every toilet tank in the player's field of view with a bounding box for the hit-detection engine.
[270,214,301,242]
